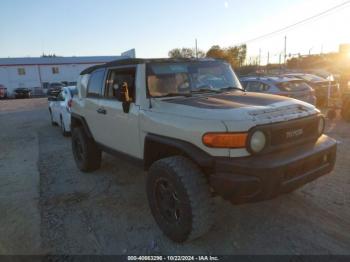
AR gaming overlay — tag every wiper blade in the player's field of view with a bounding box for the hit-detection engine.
[155,93,192,98]
[191,88,221,94]
[221,86,245,92]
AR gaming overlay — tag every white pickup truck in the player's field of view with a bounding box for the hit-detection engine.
[71,58,337,243]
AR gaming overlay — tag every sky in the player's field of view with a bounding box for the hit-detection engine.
[0,0,349,63]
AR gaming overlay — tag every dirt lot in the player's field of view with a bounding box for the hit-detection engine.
[0,98,349,255]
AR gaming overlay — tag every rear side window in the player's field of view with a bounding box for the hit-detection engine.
[246,81,270,92]
[88,69,105,97]
[277,81,310,92]
[104,68,136,101]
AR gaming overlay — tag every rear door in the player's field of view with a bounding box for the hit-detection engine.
[84,69,107,143]
[97,66,142,159]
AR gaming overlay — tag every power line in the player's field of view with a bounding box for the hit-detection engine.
[242,1,350,44]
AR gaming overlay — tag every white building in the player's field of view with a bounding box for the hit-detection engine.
[0,56,122,97]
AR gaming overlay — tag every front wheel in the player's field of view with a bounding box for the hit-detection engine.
[146,156,214,243]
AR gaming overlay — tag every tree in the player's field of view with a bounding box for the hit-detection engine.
[206,45,227,60]
[206,44,247,68]
[168,48,206,59]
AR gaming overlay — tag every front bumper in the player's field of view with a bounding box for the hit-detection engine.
[209,135,337,204]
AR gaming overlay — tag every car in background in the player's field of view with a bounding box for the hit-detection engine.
[61,81,77,87]
[47,82,64,97]
[0,84,7,99]
[48,86,77,136]
[284,73,340,107]
[240,76,316,105]
[13,87,31,99]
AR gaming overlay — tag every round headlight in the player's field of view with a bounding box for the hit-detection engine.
[249,130,266,153]
[318,116,325,136]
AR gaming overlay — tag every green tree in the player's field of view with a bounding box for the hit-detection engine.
[168,48,205,58]
[206,44,247,68]
[206,45,227,60]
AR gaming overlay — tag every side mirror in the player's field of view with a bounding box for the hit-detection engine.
[48,96,57,101]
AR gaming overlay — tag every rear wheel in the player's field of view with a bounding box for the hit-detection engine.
[146,156,214,243]
[60,116,70,137]
[49,110,57,126]
[71,127,101,172]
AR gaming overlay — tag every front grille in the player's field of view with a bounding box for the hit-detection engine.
[270,117,319,146]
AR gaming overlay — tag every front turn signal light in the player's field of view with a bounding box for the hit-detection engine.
[202,133,248,148]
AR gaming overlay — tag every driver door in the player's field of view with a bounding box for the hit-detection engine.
[97,67,142,159]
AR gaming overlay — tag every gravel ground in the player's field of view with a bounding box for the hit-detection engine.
[0,98,349,255]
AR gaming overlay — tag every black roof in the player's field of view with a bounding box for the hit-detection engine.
[80,58,221,75]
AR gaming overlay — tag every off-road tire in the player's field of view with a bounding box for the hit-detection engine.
[71,127,101,172]
[60,116,70,137]
[146,156,214,243]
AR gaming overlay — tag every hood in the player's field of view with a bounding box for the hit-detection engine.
[150,91,318,123]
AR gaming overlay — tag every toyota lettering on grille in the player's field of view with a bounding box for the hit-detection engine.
[286,128,304,139]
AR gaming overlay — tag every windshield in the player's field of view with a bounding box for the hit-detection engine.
[147,61,243,97]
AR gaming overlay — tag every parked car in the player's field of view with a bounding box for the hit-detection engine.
[61,81,77,87]
[47,82,64,97]
[71,58,336,243]
[240,76,316,105]
[48,86,77,136]
[0,84,7,99]
[13,87,31,99]
[284,73,340,107]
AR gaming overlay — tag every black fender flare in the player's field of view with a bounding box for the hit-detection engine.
[143,134,214,172]
[71,113,94,139]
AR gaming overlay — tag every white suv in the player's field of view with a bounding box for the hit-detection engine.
[71,58,337,243]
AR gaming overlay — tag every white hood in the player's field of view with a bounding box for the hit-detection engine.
[150,92,318,124]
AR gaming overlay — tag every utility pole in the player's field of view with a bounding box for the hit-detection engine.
[309,47,313,55]
[284,36,287,64]
[258,48,262,66]
[267,51,270,65]
[195,39,198,59]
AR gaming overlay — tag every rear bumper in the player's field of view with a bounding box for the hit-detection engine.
[209,135,337,204]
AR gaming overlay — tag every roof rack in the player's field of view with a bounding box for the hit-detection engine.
[80,57,221,75]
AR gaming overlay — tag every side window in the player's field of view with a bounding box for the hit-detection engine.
[18,68,26,76]
[87,69,105,98]
[104,68,136,101]
[240,81,248,89]
[246,81,269,92]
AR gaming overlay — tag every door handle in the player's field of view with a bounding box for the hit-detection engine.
[97,108,107,115]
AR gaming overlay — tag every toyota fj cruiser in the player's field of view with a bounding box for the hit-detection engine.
[71,58,337,243]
